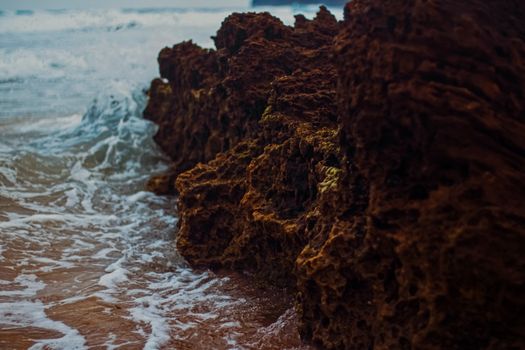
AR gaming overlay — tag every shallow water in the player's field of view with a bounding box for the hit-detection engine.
[0,3,341,349]
[0,83,308,349]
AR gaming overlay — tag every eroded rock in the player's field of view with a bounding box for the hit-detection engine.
[144,1,525,349]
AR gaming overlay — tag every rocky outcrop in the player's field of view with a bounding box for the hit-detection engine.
[299,1,525,349]
[145,1,525,349]
[144,9,339,181]
[146,6,341,282]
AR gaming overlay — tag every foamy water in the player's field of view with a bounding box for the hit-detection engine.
[0,3,341,349]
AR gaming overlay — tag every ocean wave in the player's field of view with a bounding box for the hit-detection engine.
[0,48,88,80]
[0,6,342,35]
[0,82,180,348]
[0,8,236,34]
[15,9,34,16]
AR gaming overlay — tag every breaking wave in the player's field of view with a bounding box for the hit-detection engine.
[0,85,285,349]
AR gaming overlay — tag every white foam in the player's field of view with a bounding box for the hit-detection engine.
[173,320,197,331]
[67,238,96,250]
[0,274,45,297]
[0,212,116,231]
[92,247,118,260]
[31,256,76,272]
[92,291,119,304]
[220,321,241,329]
[13,114,83,134]
[98,269,128,289]
[0,9,245,35]
[0,48,88,80]
[126,190,150,203]
[102,332,138,350]
[58,295,90,306]
[64,188,80,207]
[128,296,171,350]
[98,267,129,289]
[0,300,87,350]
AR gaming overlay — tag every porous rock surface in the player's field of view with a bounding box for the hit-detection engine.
[144,1,525,349]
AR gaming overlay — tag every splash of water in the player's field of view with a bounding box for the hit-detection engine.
[0,83,307,349]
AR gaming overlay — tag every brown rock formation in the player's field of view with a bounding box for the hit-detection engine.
[144,9,339,179]
[144,1,525,349]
